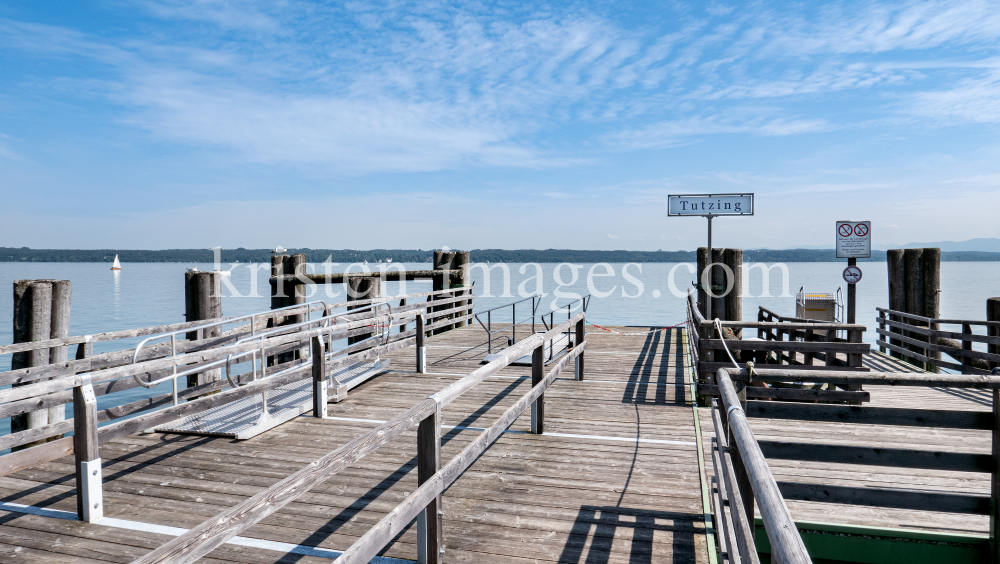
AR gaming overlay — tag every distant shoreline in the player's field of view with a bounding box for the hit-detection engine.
[3,248,1000,263]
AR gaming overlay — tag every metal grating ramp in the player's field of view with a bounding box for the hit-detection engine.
[156,359,390,439]
[331,359,391,402]
[155,379,314,440]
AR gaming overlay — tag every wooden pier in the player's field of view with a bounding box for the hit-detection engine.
[0,323,714,563]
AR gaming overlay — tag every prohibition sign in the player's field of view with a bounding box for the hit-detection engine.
[838,223,854,237]
[843,265,863,284]
[854,223,869,237]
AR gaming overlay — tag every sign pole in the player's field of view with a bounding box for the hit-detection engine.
[847,257,857,324]
[706,215,713,321]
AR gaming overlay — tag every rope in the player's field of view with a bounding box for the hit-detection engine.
[587,321,685,335]
[713,318,740,369]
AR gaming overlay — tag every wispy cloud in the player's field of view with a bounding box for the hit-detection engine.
[3,0,1000,174]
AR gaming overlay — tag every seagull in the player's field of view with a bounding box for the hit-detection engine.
[273,246,287,254]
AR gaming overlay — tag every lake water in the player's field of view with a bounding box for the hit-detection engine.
[3,261,999,437]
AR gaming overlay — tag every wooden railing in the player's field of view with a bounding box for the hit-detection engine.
[0,287,473,522]
[712,366,1000,564]
[876,307,1000,374]
[130,312,587,564]
[711,367,811,564]
[687,290,871,404]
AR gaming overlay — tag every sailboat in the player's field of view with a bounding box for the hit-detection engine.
[111,254,121,271]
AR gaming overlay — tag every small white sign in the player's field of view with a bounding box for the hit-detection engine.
[668,193,754,216]
[836,220,871,258]
[843,265,863,284]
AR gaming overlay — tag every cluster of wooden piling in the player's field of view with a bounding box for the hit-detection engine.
[11,279,72,440]
[696,247,743,328]
[886,248,941,371]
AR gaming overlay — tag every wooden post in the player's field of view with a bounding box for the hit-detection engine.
[417,401,442,564]
[847,257,857,324]
[399,298,407,333]
[988,298,1000,372]
[724,249,743,334]
[416,314,426,373]
[48,280,71,432]
[455,251,471,327]
[992,389,1000,564]
[575,318,585,381]
[432,251,463,333]
[887,249,906,359]
[904,249,926,369]
[348,277,381,345]
[530,344,544,434]
[74,377,102,522]
[697,247,709,319]
[269,253,290,325]
[311,336,327,418]
[962,324,974,373]
[711,248,726,322]
[11,280,53,437]
[923,248,942,373]
[184,270,222,386]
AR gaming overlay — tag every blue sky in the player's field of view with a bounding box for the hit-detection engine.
[1,0,998,251]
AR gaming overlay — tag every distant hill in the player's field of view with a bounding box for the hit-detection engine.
[893,238,1000,252]
[3,247,1000,263]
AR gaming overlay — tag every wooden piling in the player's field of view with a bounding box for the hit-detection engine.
[11,280,53,437]
[47,280,71,433]
[184,270,222,387]
[696,247,709,319]
[711,248,726,322]
[887,249,905,359]
[988,298,1000,371]
[724,248,743,332]
[922,248,942,373]
[347,277,380,345]
[432,251,467,333]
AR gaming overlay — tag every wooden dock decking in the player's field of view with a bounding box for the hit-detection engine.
[0,325,714,563]
[701,349,994,538]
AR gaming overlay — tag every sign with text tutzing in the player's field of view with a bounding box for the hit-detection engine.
[667,193,754,216]
[836,220,871,258]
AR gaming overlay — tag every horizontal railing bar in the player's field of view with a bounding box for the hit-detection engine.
[697,362,871,374]
[758,441,992,473]
[700,339,869,353]
[0,287,466,356]
[876,328,1000,364]
[878,321,1000,346]
[777,482,991,515]
[698,384,870,403]
[877,307,1000,328]
[742,401,992,430]
[876,340,993,375]
[274,270,464,284]
[725,367,1000,388]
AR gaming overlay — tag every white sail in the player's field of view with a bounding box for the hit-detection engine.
[111,254,121,270]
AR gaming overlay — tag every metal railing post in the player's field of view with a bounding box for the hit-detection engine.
[416,314,426,374]
[73,376,103,522]
[530,344,545,434]
[311,336,327,418]
[575,318,585,381]
[417,397,442,564]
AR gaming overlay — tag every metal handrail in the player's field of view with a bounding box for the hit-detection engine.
[540,295,591,331]
[129,300,331,405]
[474,295,540,354]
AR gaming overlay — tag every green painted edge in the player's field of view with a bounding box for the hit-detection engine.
[753,517,988,564]
[685,327,719,564]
